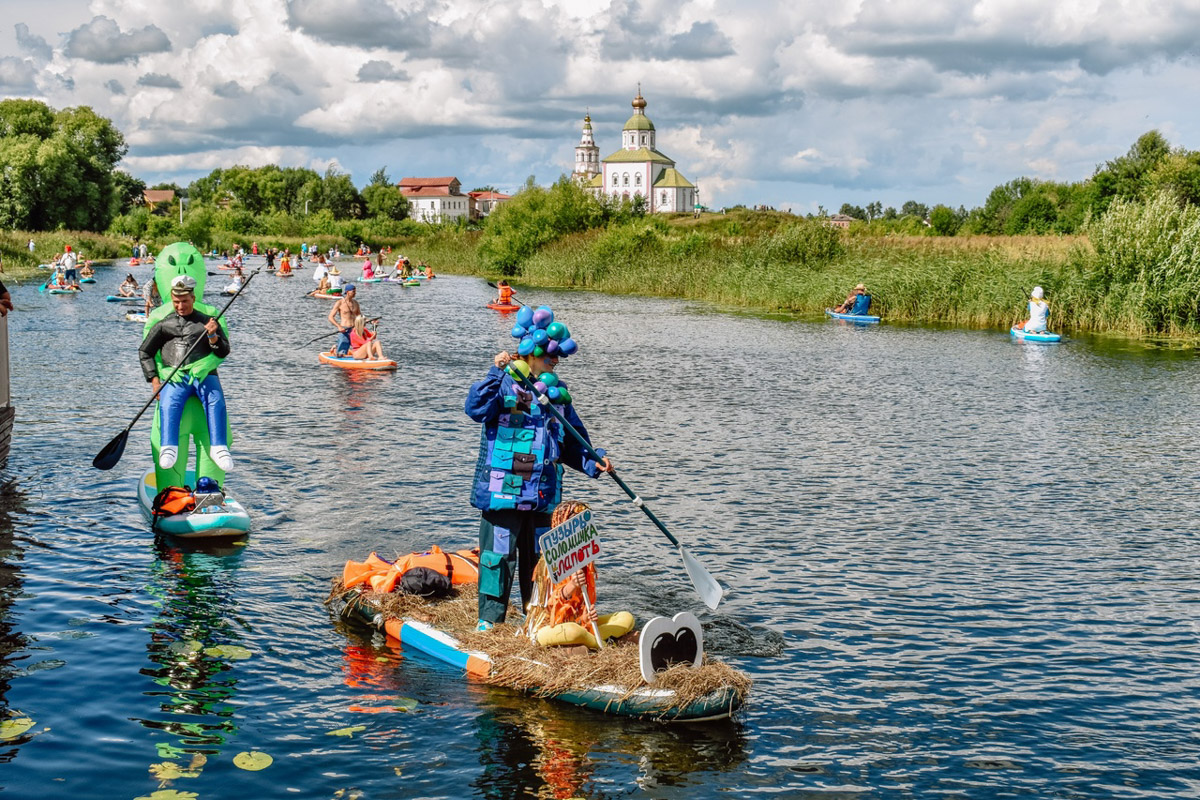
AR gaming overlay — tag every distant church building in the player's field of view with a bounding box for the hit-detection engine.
[572,90,697,214]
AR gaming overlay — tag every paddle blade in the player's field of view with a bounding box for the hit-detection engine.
[92,430,129,470]
[679,545,724,610]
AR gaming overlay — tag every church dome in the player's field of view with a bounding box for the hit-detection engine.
[623,91,655,131]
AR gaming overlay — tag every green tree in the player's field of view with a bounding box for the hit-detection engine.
[362,182,409,220]
[928,204,960,236]
[319,166,364,219]
[112,170,147,214]
[838,203,866,220]
[900,200,928,219]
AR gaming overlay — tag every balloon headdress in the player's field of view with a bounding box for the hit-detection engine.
[509,305,578,359]
[507,305,578,405]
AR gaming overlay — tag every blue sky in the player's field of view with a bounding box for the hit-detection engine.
[2,0,1199,213]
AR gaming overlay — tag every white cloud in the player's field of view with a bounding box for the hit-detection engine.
[65,15,171,63]
[4,0,1199,210]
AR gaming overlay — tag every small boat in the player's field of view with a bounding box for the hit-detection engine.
[826,309,880,323]
[307,291,343,299]
[125,311,147,323]
[107,295,143,304]
[332,588,745,722]
[129,258,140,266]
[1010,325,1062,343]
[487,302,522,313]
[137,469,250,538]
[403,279,420,287]
[318,352,398,371]
[80,277,97,284]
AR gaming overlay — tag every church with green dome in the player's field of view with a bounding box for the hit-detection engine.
[571,90,698,214]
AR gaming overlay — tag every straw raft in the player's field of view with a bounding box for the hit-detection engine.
[329,579,751,714]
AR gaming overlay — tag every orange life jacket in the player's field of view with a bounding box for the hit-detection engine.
[152,486,196,517]
[342,545,480,593]
[499,286,513,303]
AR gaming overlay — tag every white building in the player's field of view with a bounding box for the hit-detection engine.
[575,90,698,214]
[398,177,472,223]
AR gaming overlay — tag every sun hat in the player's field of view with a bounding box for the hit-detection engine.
[171,274,197,295]
[329,266,341,275]
[855,283,865,290]
[1032,286,1044,300]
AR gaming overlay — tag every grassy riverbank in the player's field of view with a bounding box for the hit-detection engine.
[0,230,131,285]
[403,196,1200,340]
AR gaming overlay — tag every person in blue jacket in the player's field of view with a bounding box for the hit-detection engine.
[465,309,612,631]
[835,283,872,315]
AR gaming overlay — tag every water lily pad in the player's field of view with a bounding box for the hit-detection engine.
[327,725,366,737]
[168,640,203,655]
[134,791,198,800]
[203,644,252,660]
[392,697,418,712]
[233,751,273,771]
[0,717,34,740]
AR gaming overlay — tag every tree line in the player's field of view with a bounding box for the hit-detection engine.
[835,131,1200,236]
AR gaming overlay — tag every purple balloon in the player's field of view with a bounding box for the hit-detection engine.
[534,381,548,394]
[532,306,553,328]
[544,339,559,355]
[559,338,578,356]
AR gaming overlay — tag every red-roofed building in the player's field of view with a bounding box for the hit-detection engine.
[143,189,176,213]
[398,177,471,223]
[468,190,511,220]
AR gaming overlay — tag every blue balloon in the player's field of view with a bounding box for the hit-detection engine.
[538,372,559,387]
[546,321,566,341]
[547,386,561,400]
[511,324,527,338]
[544,339,559,355]
[531,328,549,345]
[532,306,553,329]
[517,337,535,356]
[559,338,578,356]
[516,306,534,327]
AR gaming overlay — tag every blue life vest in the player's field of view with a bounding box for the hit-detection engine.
[471,391,565,512]
[850,293,872,315]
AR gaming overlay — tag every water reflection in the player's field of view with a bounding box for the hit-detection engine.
[134,538,247,761]
[0,479,31,756]
[471,694,748,799]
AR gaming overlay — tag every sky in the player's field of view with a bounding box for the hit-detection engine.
[2,0,1199,213]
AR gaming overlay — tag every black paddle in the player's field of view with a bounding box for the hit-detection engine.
[502,361,725,610]
[92,270,260,471]
[303,317,381,346]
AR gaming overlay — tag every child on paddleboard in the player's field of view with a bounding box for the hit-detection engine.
[465,304,612,631]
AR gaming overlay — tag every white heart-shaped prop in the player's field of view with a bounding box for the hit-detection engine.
[639,612,704,683]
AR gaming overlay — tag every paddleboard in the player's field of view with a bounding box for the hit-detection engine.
[318,352,398,371]
[1010,325,1062,343]
[308,291,342,299]
[107,295,143,303]
[80,277,97,284]
[49,287,81,295]
[403,279,420,287]
[332,590,743,722]
[125,311,147,323]
[487,302,522,313]
[137,469,250,538]
[826,309,880,323]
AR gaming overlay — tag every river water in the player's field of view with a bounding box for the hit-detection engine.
[2,262,1199,799]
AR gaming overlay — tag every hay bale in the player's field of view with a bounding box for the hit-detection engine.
[328,579,751,713]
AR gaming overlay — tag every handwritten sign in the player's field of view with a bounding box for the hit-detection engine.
[538,509,601,584]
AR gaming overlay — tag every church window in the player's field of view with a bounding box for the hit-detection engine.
[641,135,645,145]
[623,173,629,186]
[661,192,669,205]
[635,174,641,186]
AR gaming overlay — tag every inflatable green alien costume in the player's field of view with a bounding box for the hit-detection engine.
[142,242,233,489]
